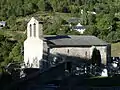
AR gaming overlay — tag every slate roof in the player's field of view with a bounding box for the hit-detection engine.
[44,35,109,47]
[0,21,6,29]
[0,21,6,26]
[71,23,86,32]
[67,18,81,23]
[73,26,85,30]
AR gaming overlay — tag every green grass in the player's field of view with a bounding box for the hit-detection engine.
[55,12,72,20]
[111,42,120,57]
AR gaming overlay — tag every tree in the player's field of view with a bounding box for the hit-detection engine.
[49,0,58,12]
[0,39,15,65]
[106,31,117,43]
[7,15,16,29]
[84,25,99,36]
[91,48,101,67]
[23,3,38,15]
[37,0,45,11]
[88,14,96,25]
[45,1,53,11]
[9,43,23,62]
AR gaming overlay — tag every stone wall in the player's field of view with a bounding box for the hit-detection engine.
[95,46,107,65]
[49,46,108,65]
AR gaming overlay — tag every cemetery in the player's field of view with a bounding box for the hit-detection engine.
[1,56,120,90]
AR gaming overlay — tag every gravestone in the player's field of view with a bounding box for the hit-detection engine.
[101,68,108,77]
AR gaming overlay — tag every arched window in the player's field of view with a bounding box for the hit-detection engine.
[30,24,32,37]
[85,51,87,58]
[33,23,36,37]
[67,49,69,54]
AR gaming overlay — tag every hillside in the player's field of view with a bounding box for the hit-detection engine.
[0,0,120,69]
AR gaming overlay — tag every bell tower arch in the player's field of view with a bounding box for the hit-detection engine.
[24,17,43,68]
[27,17,43,38]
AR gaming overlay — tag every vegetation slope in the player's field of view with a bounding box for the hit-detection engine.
[0,0,120,70]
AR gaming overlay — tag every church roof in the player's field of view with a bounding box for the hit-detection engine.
[44,35,109,47]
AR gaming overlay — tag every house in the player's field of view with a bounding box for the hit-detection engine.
[81,9,96,15]
[67,18,85,34]
[72,23,86,34]
[24,17,111,68]
[0,21,6,29]
[67,17,81,23]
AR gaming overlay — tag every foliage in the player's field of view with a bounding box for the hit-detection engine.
[0,34,15,68]
[0,0,119,41]
[0,0,120,70]
[8,43,23,62]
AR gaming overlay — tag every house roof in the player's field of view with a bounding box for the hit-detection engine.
[0,21,6,27]
[72,23,85,31]
[0,21,6,25]
[73,26,85,30]
[44,35,109,47]
[0,21,6,29]
[67,18,81,23]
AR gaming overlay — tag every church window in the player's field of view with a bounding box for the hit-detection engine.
[33,23,36,37]
[85,51,87,58]
[30,24,32,37]
[67,49,69,54]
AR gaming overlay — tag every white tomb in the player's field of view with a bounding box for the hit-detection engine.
[101,68,108,77]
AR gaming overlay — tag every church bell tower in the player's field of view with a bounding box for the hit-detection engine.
[24,17,43,68]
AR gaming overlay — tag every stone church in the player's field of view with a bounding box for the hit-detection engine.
[24,17,111,68]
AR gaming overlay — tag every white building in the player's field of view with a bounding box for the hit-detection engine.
[24,17,111,68]
[0,21,6,29]
[24,17,43,68]
[81,9,96,15]
[73,23,86,34]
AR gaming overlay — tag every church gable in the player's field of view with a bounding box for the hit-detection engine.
[27,17,43,39]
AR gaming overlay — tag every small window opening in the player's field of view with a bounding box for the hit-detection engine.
[33,23,36,37]
[30,24,32,37]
